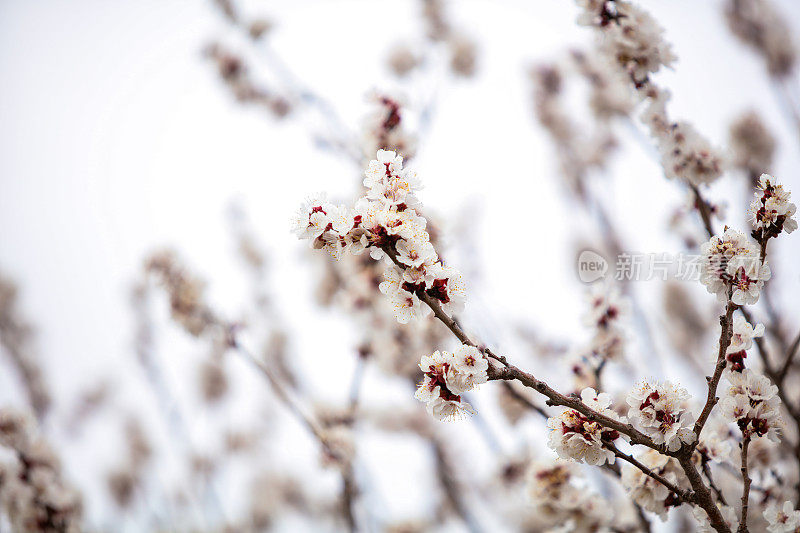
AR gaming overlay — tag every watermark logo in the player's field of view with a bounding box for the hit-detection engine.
[578,250,608,283]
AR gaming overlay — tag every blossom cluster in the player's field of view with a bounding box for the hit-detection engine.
[576,0,675,87]
[577,0,726,188]
[725,315,765,372]
[568,284,628,391]
[700,227,771,305]
[546,388,622,465]
[526,461,612,531]
[720,368,782,440]
[582,283,626,360]
[765,501,800,533]
[0,409,83,532]
[414,345,488,421]
[643,88,725,187]
[621,449,687,519]
[626,379,695,452]
[361,94,418,162]
[750,173,798,238]
[292,150,466,324]
[693,503,740,532]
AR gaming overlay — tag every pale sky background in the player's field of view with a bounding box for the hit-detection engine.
[1,0,800,530]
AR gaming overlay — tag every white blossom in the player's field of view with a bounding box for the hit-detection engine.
[626,379,695,452]
[692,503,739,532]
[379,267,428,324]
[546,388,621,466]
[729,315,765,354]
[295,151,468,326]
[721,368,782,440]
[696,418,734,465]
[395,237,438,270]
[700,228,770,305]
[447,344,489,394]
[725,314,765,372]
[426,263,467,316]
[658,121,725,186]
[363,149,422,207]
[750,173,798,236]
[414,348,487,421]
[765,501,800,533]
[621,448,685,519]
[527,460,613,531]
[576,0,675,85]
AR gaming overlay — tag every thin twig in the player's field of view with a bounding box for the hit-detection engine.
[778,327,800,382]
[693,298,737,442]
[702,458,728,507]
[677,454,732,533]
[738,434,752,533]
[379,245,660,446]
[690,184,716,238]
[603,440,694,503]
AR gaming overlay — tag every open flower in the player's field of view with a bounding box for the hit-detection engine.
[626,379,695,452]
[700,228,770,305]
[622,449,686,519]
[721,369,782,440]
[446,344,489,394]
[379,268,428,324]
[765,501,800,533]
[546,388,621,466]
[750,174,798,237]
[725,315,765,372]
[414,350,481,421]
[294,150,467,325]
[363,149,422,207]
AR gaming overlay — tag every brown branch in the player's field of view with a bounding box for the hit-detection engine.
[489,363,662,450]
[691,184,716,238]
[778,327,800,382]
[738,434,752,533]
[603,440,694,504]
[702,458,728,507]
[677,454,732,533]
[377,243,736,531]
[693,299,737,442]
[379,243,661,449]
[342,471,358,533]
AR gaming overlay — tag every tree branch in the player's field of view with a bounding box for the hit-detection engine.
[378,242,733,531]
[738,434,752,533]
[603,440,694,504]
[690,184,716,238]
[678,454,732,533]
[693,298,737,442]
[778,327,800,382]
